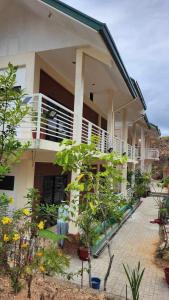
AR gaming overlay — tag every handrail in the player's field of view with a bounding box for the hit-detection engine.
[18,93,138,159]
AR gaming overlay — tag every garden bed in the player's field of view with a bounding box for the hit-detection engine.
[92,199,141,257]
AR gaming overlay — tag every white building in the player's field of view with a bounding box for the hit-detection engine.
[0,0,160,211]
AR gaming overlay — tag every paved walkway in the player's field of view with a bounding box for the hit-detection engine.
[68,196,169,299]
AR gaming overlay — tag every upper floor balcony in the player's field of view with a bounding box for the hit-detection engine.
[135,147,159,161]
[17,93,137,161]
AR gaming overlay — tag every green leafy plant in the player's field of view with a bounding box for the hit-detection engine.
[0,189,69,298]
[123,262,145,300]
[134,170,151,198]
[55,138,127,289]
[163,176,169,191]
[38,203,59,227]
[0,63,29,177]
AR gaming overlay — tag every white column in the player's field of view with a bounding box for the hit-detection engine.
[72,49,84,143]
[121,109,128,195]
[140,127,145,172]
[69,49,84,234]
[131,124,136,186]
[107,93,115,148]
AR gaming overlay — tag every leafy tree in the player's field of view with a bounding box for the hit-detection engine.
[55,139,127,289]
[0,63,29,177]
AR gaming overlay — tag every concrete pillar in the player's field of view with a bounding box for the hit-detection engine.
[121,109,128,195]
[14,160,35,209]
[140,127,145,172]
[131,124,136,186]
[107,93,114,149]
[72,49,84,143]
[69,49,85,234]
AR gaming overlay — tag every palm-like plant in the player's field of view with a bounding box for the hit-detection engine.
[123,262,145,300]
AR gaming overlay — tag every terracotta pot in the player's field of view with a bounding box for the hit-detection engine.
[77,247,89,261]
[150,218,165,225]
[164,267,169,285]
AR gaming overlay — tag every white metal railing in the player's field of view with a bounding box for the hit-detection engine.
[82,118,109,152]
[17,93,74,142]
[145,148,159,160]
[17,93,137,160]
[135,147,159,160]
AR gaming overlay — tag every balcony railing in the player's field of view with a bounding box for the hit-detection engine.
[145,148,159,160]
[17,93,136,160]
[135,147,159,160]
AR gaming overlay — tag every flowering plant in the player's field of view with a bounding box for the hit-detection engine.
[0,189,69,298]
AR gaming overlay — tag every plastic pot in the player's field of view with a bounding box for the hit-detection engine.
[77,247,89,261]
[91,277,101,290]
[164,267,169,285]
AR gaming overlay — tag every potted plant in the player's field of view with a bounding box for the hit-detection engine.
[164,267,169,285]
[76,210,100,286]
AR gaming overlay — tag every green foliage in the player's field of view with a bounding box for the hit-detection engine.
[55,139,128,288]
[39,229,65,242]
[0,188,69,297]
[134,170,151,198]
[78,210,100,247]
[123,262,145,300]
[38,203,59,227]
[42,244,69,276]
[163,176,169,187]
[127,170,133,186]
[0,63,29,177]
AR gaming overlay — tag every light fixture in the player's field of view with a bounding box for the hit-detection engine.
[90,92,94,101]
[48,11,52,18]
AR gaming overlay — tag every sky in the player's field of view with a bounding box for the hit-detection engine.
[63,0,169,136]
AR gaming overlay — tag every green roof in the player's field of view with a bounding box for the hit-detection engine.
[130,78,147,110]
[150,123,161,136]
[144,114,151,129]
[41,0,137,99]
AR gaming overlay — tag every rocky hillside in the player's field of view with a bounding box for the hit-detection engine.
[152,137,169,179]
[158,137,169,158]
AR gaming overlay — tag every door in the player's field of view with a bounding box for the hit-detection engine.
[42,175,67,205]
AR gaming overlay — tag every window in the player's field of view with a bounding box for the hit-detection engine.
[42,175,67,205]
[0,176,15,190]
[0,66,26,89]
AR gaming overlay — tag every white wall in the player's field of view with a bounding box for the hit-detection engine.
[0,0,104,57]
[0,159,35,209]
[0,53,35,94]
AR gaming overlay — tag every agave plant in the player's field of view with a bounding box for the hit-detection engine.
[123,262,145,300]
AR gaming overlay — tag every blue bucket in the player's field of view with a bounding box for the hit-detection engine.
[91,277,101,290]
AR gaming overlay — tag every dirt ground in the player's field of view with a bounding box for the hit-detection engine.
[0,276,108,300]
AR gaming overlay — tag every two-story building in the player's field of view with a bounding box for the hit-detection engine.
[0,0,160,212]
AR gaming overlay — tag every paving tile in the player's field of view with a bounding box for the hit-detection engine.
[67,195,169,299]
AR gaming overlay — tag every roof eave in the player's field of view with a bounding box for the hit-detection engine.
[41,0,137,99]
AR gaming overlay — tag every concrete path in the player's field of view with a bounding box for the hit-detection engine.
[68,196,169,299]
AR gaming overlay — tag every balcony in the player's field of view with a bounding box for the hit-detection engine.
[135,147,159,160]
[18,93,136,160]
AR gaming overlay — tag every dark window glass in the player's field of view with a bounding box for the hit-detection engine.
[42,175,67,205]
[0,176,15,190]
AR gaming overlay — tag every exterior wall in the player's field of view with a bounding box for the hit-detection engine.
[0,0,90,57]
[34,54,107,121]
[34,162,71,203]
[0,159,35,209]
[0,52,35,94]
[39,69,99,125]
